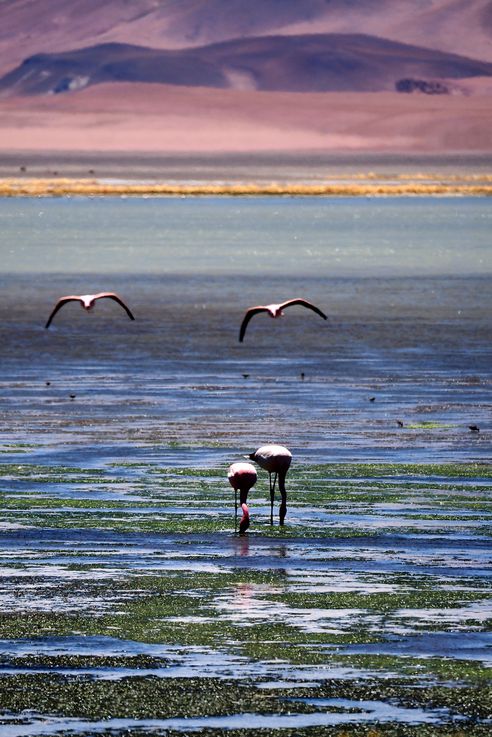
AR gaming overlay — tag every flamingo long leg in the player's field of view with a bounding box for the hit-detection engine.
[269,472,278,525]
[279,491,287,526]
[234,488,238,533]
[278,471,287,526]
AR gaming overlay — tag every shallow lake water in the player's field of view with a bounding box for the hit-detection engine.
[0,196,491,735]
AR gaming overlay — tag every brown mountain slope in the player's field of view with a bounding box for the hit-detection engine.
[1,81,491,154]
[1,0,491,77]
[2,34,491,97]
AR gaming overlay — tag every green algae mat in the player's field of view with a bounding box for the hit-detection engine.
[0,460,491,736]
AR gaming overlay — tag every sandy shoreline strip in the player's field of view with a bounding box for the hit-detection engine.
[1,151,491,196]
[1,177,492,196]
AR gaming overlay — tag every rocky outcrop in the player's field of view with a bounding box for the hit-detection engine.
[396,78,450,94]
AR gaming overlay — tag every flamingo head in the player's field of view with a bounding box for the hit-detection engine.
[239,503,250,533]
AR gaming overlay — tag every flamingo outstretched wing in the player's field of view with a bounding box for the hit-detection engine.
[239,307,269,342]
[279,298,327,320]
[44,296,83,328]
[93,293,136,320]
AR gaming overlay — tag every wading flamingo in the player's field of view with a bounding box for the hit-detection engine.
[239,298,326,342]
[228,462,257,533]
[45,292,135,328]
[248,445,292,525]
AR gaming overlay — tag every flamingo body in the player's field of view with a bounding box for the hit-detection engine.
[45,292,135,328]
[228,462,257,533]
[239,298,326,342]
[248,445,292,525]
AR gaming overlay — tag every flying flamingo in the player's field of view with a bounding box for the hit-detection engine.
[45,293,135,328]
[248,445,292,525]
[239,298,326,342]
[228,462,257,533]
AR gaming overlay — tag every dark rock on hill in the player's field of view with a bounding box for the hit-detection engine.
[2,33,492,97]
[396,78,451,94]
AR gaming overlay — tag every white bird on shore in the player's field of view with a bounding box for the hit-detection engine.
[239,298,326,342]
[45,292,135,328]
[248,445,292,525]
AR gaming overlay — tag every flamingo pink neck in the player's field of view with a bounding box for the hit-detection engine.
[239,503,250,533]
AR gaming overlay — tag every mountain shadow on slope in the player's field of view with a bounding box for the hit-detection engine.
[2,33,492,97]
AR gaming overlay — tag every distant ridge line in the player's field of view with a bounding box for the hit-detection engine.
[2,32,492,97]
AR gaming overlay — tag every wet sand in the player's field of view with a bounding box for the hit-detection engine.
[1,150,491,185]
